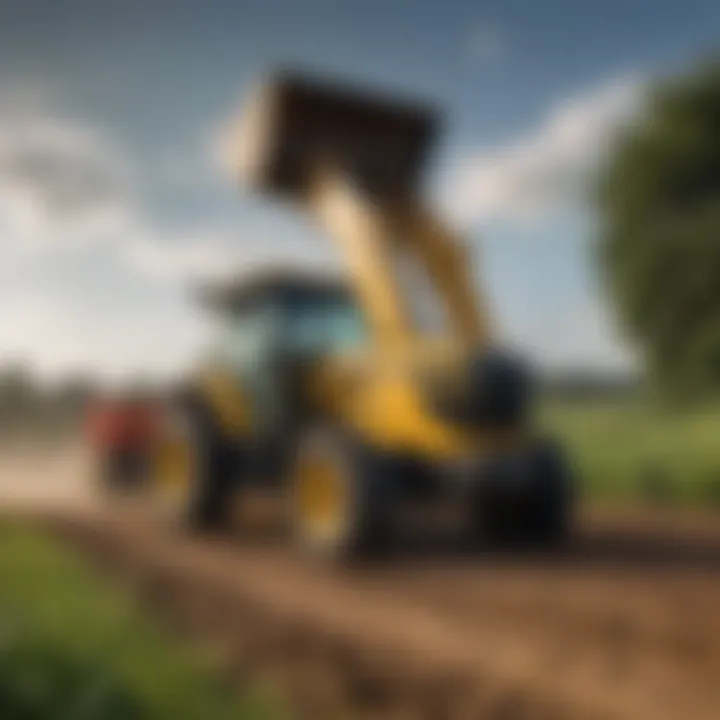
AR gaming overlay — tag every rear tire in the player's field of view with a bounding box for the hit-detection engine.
[291,427,397,562]
[152,399,234,533]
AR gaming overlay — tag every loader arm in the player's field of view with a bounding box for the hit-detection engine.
[307,172,413,349]
[391,199,490,346]
[308,171,489,350]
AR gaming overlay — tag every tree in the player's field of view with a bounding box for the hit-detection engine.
[0,364,38,427]
[597,59,720,400]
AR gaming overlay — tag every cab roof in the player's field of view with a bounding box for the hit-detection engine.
[196,265,352,312]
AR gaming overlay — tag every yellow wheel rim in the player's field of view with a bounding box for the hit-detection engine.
[152,419,195,516]
[295,452,350,546]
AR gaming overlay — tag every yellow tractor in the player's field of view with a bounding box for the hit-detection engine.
[152,72,574,559]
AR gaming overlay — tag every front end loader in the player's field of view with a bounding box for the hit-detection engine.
[150,72,574,559]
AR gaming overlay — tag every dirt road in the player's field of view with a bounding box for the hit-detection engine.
[3,443,720,719]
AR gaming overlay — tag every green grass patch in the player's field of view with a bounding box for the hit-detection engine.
[0,522,285,719]
[542,399,720,508]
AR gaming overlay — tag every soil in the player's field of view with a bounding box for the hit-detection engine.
[3,442,720,719]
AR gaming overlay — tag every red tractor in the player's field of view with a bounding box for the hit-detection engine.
[84,392,161,493]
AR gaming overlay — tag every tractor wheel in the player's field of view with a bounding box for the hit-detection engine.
[151,399,233,532]
[291,428,396,562]
[472,439,573,549]
[523,439,574,547]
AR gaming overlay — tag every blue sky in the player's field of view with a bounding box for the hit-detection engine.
[0,0,718,383]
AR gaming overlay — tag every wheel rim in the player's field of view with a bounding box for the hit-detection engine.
[294,449,350,550]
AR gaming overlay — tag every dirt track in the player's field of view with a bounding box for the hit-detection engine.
[3,444,720,720]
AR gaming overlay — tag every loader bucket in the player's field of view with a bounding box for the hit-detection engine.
[228,71,440,199]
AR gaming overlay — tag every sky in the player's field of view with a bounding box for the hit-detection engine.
[0,0,718,385]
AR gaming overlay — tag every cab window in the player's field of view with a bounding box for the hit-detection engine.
[213,301,277,376]
[283,294,366,356]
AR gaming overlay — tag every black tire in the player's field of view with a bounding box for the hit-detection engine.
[472,439,574,549]
[156,398,235,533]
[525,439,574,547]
[291,427,397,562]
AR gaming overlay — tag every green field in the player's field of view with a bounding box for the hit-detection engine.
[0,522,284,720]
[542,399,720,507]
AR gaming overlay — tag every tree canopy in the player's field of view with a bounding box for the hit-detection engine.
[597,59,720,399]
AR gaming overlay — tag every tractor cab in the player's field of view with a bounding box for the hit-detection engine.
[201,266,366,367]
[196,267,367,474]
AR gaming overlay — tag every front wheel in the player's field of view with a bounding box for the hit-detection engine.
[472,439,574,548]
[291,428,397,562]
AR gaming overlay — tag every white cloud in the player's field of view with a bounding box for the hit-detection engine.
[449,75,645,226]
[0,89,310,284]
[0,108,133,252]
[121,227,335,286]
[0,289,209,385]
[0,90,225,382]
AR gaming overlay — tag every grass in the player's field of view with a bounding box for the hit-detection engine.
[0,521,285,720]
[541,398,720,508]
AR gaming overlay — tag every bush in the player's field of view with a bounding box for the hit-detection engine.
[0,615,143,719]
